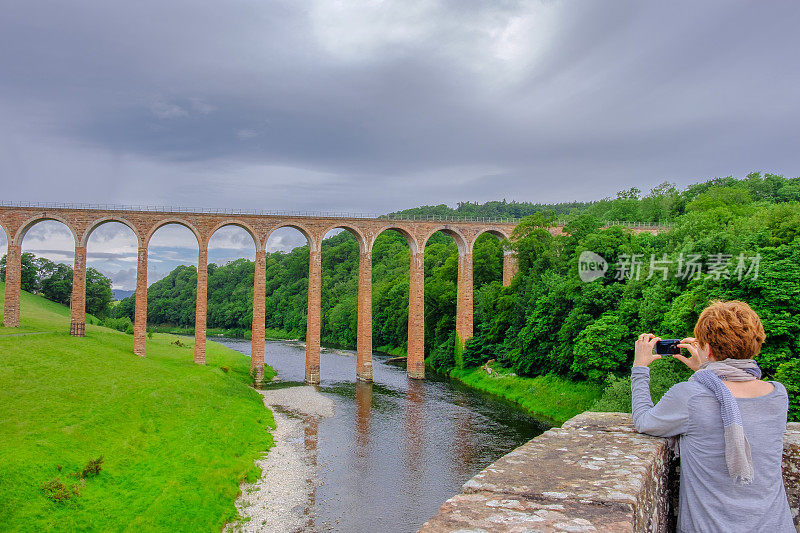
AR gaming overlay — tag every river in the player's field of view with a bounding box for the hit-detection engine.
[218,338,549,533]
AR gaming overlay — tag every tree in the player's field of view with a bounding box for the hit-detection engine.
[0,252,40,292]
[86,268,113,318]
[40,263,72,306]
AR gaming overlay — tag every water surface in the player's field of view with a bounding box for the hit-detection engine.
[219,339,549,532]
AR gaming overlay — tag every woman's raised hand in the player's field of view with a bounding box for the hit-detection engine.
[674,337,705,371]
[634,333,661,367]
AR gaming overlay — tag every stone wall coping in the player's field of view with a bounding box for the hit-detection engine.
[419,412,800,533]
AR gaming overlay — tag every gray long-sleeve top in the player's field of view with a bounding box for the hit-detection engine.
[631,366,794,533]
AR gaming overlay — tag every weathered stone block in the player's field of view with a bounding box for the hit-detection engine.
[421,413,800,532]
[459,426,674,532]
[785,422,800,529]
[419,491,635,532]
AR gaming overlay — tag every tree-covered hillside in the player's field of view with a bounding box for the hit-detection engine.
[108,172,799,418]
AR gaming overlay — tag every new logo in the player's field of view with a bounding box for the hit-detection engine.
[578,251,608,282]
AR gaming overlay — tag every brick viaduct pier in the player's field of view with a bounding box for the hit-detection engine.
[0,204,660,384]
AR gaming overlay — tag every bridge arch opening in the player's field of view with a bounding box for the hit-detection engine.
[468,231,507,358]
[472,231,505,287]
[13,219,77,329]
[422,230,462,368]
[206,225,258,336]
[371,228,414,362]
[15,215,78,248]
[265,225,321,382]
[263,226,311,339]
[0,223,7,270]
[319,227,360,352]
[0,223,7,325]
[145,223,201,333]
[86,221,138,324]
[83,217,139,247]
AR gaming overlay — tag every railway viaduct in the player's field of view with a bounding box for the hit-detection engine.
[0,204,661,384]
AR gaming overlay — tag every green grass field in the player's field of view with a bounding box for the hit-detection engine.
[0,283,276,531]
[449,365,603,424]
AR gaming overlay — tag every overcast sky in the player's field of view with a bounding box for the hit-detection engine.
[2,1,799,289]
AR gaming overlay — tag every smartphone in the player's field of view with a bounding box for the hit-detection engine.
[655,339,681,355]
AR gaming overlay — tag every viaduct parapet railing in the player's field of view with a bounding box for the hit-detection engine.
[419,412,800,532]
[0,204,664,384]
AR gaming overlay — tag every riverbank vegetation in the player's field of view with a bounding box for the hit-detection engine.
[450,364,603,423]
[0,283,276,530]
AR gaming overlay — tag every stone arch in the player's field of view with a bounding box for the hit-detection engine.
[372,226,420,255]
[471,228,512,253]
[0,220,8,249]
[14,214,78,246]
[145,218,202,248]
[264,222,316,250]
[81,216,141,247]
[208,220,261,252]
[320,223,368,253]
[420,227,468,255]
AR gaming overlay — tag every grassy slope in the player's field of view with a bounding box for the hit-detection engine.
[0,283,276,531]
[449,366,603,425]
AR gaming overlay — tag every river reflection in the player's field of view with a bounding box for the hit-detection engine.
[219,339,549,533]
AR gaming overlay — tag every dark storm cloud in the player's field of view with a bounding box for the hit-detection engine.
[2,0,797,189]
[2,0,799,286]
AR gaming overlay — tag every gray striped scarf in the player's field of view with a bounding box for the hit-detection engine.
[690,358,761,485]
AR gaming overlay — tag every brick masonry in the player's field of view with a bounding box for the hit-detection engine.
[194,245,208,365]
[357,249,373,382]
[503,250,518,286]
[305,244,322,384]
[408,250,426,379]
[69,245,87,336]
[134,246,148,356]
[0,206,663,382]
[455,252,473,346]
[3,244,21,327]
[251,250,267,384]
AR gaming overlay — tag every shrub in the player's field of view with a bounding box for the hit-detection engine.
[428,334,456,371]
[591,358,692,413]
[81,456,103,478]
[461,334,499,369]
[591,374,632,412]
[103,316,133,333]
[41,477,82,502]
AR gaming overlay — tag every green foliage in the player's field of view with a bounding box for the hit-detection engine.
[571,312,629,381]
[591,358,693,413]
[776,359,800,421]
[449,367,603,424]
[103,316,133,334]
[460,172,799,421]
[0,253,113,317]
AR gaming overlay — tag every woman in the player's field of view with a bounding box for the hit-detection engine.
[631,300,794,533]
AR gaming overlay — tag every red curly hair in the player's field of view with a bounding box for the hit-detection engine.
[694,300,766,361]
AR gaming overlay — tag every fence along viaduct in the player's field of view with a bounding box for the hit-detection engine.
[0,204,661,383]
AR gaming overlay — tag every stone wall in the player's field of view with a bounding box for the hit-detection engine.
[419,412,800,532]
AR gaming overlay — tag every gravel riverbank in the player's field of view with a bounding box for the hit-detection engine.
[226,386,335,532]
